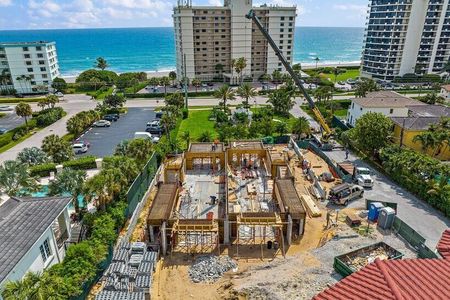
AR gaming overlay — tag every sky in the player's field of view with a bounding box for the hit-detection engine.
[0,0,368,30]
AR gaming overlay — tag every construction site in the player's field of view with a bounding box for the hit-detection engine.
[89,138,446,300]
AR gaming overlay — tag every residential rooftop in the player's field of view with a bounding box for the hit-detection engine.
[352,91,425,108]
[407,104,450,118]
[314,258,450,300]
[391,116,443,131]
[0,41,55,47]
[437,229,450,260]
[0,196,72,284]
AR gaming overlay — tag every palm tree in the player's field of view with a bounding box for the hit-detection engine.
[46,94,59,108]
[103,156,139,183]
[234,57,247,84]
[333,67,344,83]
[1,272,42,300]
[0,160,37,196]
[180,131,190,149]
[24,75,32,93]
[275,121,288,136]
[48,168,87,213]
[237,83,257,111]
[160,76,171,94]
[272,70,282,89]
[314,57,320,70]
[83,173,113,211]
[292,116,311,138]
[192,78,201,93]
[149,77,159,90]
[95,57,109,70]
[214,84,236,111]
[160,105,178,147]
[16,76,24,93]
[15,102,32,129]
[169,71,177,85]
[292,63,302,76]
[199,131,213,142]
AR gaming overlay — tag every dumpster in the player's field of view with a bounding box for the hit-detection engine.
[333,242,403,277]
[368,202,384,222]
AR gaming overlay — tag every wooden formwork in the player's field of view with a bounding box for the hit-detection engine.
[170,219,220,254]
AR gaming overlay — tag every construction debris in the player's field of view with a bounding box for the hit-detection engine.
[340,243,401,272]
[188,255,237,283]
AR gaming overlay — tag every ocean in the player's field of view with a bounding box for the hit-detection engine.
[0,27,364,77]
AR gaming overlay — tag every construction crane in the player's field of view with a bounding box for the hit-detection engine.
[245,10,332,136]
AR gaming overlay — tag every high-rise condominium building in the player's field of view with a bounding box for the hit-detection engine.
[361,0,450,81]
[173,0,296,83]
[0,41,60,94]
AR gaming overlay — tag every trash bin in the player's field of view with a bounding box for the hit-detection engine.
[368,202,384,222]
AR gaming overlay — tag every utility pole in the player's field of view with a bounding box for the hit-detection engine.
[183,54,189,110]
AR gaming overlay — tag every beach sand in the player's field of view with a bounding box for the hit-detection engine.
[61,61,361,83]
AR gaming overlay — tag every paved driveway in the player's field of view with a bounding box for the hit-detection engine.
[77,107,155,158]
[0,111,24,131]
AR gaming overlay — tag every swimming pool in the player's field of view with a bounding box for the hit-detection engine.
[31,185,86,208]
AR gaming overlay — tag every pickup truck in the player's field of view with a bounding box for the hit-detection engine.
[338,162,374,188]
[328,183,364,206]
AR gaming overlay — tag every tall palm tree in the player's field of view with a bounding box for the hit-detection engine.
[169,71,177,85]
[237,83,257,111]
[0,160,37,196]
[214,84,236,111]
[292,116,311,138]
[160,76,171,94]
[95,57,109,70]
[314,57,320,70]
[234,57,247,85]
[16,76,24,93]
[15,102,32,128]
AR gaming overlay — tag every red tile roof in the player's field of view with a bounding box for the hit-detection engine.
[437,229,450,259]
[314,258,450,300]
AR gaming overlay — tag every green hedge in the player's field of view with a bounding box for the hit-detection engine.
[125,90,216,98]
[30,156,97,177]
[0,97,45,104]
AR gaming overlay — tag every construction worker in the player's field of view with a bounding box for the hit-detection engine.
[345,148,349,160]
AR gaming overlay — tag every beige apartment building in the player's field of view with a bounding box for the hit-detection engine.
[173,0,296,83]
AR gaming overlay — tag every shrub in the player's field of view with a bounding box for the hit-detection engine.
[29,163,57,177]
[182,108,189,119]
[35,107,65,127]
[63,156,97,170]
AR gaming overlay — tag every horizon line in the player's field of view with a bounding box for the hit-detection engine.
[0,25,365,32]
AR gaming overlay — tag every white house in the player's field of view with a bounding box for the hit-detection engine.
[440,85,450,101]
[346,91,426,127]
[0,196,72,294]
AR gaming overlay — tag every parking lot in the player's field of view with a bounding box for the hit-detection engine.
[77,107,156,158]
[0,111,23,131]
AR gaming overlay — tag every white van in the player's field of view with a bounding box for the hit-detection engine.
[134,132,160,143]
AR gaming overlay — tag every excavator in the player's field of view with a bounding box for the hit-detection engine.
[246,10,332,139]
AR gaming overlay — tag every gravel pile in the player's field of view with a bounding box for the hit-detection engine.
[189,255,237,283]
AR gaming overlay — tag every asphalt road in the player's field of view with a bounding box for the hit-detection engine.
[77,107,156,158]
[0,111,24,131]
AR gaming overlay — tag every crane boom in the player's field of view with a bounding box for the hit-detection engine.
[245,10,332,135]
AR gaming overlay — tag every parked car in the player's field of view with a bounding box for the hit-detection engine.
[0,105,13,111]
[0,128,7,135]
[72,143,88,154]
[328,183,364,206]
[93,120,111,127]
[15,93,24,98]
[103,114,119,122]
[54,92,64,98]
[155,112,163,119]
[76,140,90,148]
[207,82,214,87]
[134,132,160,143]
[146,121,163,135]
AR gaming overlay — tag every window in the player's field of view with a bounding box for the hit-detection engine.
[31,81,36,85]
[280,29,284,32]
[280,23,284,26]
[43,80,49,84]
[25,61,32,66]
[40,67,46,72]
[24,54,31,59]
[39,238,52,262]
[36,46,42,51]
[281,16,285,21]
[27,68,33,72]
[389,108,394,114]
[23,47,29,51]
[360,107,363,111]
[39,60,45,65]
[37,53,44,58]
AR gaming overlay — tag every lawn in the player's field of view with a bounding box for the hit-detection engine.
[177,109,217,141]
[321,69,360,82]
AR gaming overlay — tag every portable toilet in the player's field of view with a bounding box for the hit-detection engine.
[368,202,384,222]
[378,207,396,230]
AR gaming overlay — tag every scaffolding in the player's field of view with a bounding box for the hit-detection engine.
[171,219,220,254]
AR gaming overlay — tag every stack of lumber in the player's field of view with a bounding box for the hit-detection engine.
[300,194,322,217]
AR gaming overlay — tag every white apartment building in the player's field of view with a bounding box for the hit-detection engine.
[361,0,450,81]
[0,41,60,94]
[173,0,296,83]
